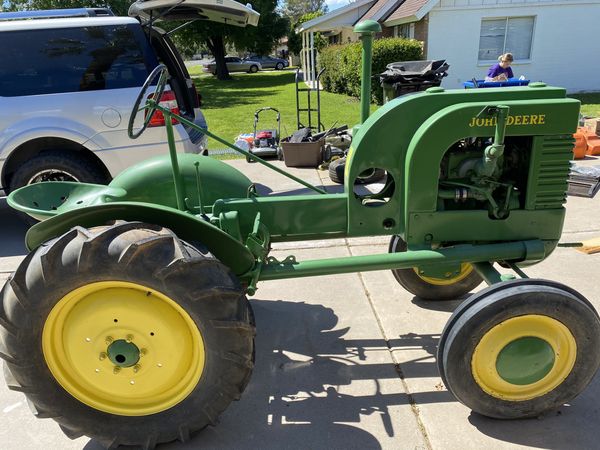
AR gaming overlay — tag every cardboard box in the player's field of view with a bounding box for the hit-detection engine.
[281,140,323,167]
[584,118,600,136]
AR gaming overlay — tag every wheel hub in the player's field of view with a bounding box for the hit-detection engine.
[471,314,577,401]
[107,339,140,368]
[27,169,79,184]
[42,281,205,416]
[495,336,555,385]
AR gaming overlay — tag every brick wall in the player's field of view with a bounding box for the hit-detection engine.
[414,15,428,58]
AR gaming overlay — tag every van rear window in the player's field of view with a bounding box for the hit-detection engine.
[0,24,157,96]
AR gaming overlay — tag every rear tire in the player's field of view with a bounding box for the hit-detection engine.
[0,221,254,448]
[249,65,259,73]
[388,235,482,300]
[275,62,284,70]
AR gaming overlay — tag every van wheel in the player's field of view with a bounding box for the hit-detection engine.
[8,150,108,225]
[9,150,107,192]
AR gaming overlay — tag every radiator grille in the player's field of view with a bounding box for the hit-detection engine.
[528,135,574,209]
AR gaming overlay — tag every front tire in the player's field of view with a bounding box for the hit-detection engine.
[249,65,259,73]
[275,62,284,70]
[438,280,600,418]
[0,221,254,448]
[388,236,482,300]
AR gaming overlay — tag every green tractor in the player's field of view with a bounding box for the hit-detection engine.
[2,13,599,450]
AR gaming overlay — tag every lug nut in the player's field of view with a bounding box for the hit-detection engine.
[133,364,141,373]
[105,336,113,344]
[113,367,121,374]
[99,352,107,361]
[126,334,134,343]
[140,348,148,357]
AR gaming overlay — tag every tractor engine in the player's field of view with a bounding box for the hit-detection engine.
[438,135,531,219]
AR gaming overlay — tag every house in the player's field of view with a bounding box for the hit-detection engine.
[298,0,600,92]
[296,0,377,85]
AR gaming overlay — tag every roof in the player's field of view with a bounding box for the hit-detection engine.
[297,0,437,33]
[0,16,137,32]
[385,0,434,25]
[0,8,113,20]
[359,0,404,23]
[297,0,376,32]
[360,0,388,20]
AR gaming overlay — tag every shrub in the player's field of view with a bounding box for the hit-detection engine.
[319,37,423,104]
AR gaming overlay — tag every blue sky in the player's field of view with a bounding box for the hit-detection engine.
[326,0,349,12]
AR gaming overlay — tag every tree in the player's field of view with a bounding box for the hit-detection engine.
[282,0,327,22]
[287,11,325,56]
[169,0,288,80]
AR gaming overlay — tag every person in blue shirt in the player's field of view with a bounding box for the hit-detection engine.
[485,53,514,82]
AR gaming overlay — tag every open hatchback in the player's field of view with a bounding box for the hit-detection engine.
[129,0,260,27]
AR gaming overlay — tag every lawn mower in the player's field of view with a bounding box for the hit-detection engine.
[2,17,599,450]
[246,106,283,162]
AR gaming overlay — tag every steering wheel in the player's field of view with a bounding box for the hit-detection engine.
[128,64,169,139]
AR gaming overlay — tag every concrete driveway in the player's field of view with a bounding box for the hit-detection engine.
[1,157,599,449]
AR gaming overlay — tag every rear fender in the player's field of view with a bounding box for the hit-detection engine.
[26,202,256,277]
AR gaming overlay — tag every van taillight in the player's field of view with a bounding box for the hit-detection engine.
[146,91,180,127]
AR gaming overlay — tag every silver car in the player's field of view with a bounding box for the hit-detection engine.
[205,56,262,74]
[0,5,218,193]
[245,55,289,70]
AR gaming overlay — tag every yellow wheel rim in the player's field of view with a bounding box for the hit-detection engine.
[414,263,473,286]
[42,281,205,416]
[471,315,577,401]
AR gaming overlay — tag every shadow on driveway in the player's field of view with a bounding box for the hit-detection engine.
[0,198,28,258]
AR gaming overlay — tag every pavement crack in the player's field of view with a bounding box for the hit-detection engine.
[346,241,433,450]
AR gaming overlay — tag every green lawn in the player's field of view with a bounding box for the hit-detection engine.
[570,93,600,117]
[191,70,377,151]
[190,68,600,151]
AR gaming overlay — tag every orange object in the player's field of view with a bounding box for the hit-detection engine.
[585,133,600,156]
[573,128,587,159]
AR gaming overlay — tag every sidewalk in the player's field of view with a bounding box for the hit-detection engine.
[1,157,599,449]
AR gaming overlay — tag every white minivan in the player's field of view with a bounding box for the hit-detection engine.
[0,4,227,193]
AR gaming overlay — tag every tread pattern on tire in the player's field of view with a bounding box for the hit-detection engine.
[328,157,345,184]
[0,220,255,448]
[328,157,386,185]
[9,149,108,192]
[438,281,600,419]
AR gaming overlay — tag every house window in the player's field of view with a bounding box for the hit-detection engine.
[394,23,414,39]
[478,17,534,61]
[328,34,340,45]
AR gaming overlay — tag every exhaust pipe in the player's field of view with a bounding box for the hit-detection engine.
[354,20,382,124]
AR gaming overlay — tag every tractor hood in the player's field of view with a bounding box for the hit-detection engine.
[128,0,260,27]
